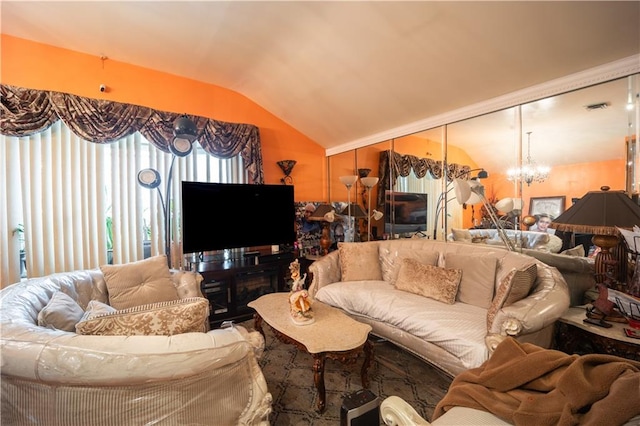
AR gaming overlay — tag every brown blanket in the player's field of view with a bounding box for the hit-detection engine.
[433,338,640,426]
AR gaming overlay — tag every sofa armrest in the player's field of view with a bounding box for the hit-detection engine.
[308,251,341,298]
[170,270,205,299]
[490,265,570,338]
[381,396,431,426]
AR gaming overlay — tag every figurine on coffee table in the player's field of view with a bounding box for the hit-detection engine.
[288,259,314,325]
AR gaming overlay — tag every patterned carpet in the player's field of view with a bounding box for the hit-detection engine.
[239,320,453,426]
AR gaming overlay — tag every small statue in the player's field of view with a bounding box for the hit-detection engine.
[288,259,314,325]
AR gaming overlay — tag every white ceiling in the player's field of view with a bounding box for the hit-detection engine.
[2,1,639,172]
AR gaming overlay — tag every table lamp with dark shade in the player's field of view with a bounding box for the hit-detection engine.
[308,204,337,255]
[550,186,640,286]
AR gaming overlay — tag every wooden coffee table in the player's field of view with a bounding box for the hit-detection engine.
[248,292,373,412]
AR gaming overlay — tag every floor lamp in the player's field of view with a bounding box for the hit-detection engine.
[339,176,358,242]
[361,177,379,241]
[453,179,515,251]
[137,115,198,268]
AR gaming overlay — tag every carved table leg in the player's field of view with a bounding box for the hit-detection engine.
[253,313,264,339]
[361,339,373,388]
[312,353,327,412]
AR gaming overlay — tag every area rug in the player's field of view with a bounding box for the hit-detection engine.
[239,320,453,425]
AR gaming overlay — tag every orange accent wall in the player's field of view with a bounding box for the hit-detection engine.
[477,159,625,227]
[0,35,326,201]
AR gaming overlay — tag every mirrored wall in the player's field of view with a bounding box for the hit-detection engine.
[328,73,639,242]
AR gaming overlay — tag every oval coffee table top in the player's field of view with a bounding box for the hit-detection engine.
[248,292,372,353]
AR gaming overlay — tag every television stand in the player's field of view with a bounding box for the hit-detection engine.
[191,249,295,328]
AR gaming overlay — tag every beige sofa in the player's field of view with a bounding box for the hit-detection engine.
[0,268,272,425]
[308,239,570,377]
[449,228,595,306]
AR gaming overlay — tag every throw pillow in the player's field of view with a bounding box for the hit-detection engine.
[486,263,538,330]
[100,255,179,310]
[338,242,382,282]
[37,291,85,332]
[445,254,498,309]
[561,245,586,257]
[451,228,472,243]
[379,247,439,284]
[76,297,209,336]
[531,233,551,251]
[394,258,462,304]
[80,299,117,322]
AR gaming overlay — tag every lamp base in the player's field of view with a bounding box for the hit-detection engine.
[593,234,620,284]
[320,222,332,256]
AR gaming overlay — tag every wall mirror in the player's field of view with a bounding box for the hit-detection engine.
[327,72,638,242]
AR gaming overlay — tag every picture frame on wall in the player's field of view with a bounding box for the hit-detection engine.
[529,196,566,220]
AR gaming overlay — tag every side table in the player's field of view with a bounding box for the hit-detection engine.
[554,306,640,361]
[248,292,373,412]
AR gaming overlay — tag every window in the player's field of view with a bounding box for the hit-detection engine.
[1,120,246,285]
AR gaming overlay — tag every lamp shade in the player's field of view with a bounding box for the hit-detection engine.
[308,204,335,222]
[453,179,483,205]
[551,187,640,235]
[173,115,198,143]
[137,168,161,189]
[339,175,358,186]
[340,203,367,218]
[495,197,523,214]
[361,177,379,188]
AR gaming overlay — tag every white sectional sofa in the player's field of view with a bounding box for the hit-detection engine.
[308,239,570,377]
[0,262,272,425]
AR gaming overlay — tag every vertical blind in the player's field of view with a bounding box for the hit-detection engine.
[0,120,245,287]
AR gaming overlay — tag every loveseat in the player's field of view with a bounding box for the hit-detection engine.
[0,256,272,425]
[308,239,570,377]
[449,228,596,306]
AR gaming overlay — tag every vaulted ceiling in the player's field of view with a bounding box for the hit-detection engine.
[2,1,639,171]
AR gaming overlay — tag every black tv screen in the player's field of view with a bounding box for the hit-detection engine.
[182,182,296,253]
[384,191,428,234]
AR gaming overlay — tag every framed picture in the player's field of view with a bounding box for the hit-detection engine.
[529,196,566,220]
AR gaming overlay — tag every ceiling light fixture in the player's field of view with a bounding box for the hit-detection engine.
[507,131,550,186]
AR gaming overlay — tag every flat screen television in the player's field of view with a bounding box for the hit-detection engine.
[384,191,428,235]
[182,182,296,254]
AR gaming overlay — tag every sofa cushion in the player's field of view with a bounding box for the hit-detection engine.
[486,263,537,330]
[445,254,498,309]
[379,247,439,284]
[451,228,473,243]
[561,245,586,257]
[76,297,209,336]
[100,255,179,310]
[37,291,85,332]
[394,258,462,304]
[338,242,382,282]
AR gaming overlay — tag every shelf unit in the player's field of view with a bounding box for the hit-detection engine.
[194,251,295,328]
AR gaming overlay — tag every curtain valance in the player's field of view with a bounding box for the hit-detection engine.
[377,150,472,207]
[0,84,264,183]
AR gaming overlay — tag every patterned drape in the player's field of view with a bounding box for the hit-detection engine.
[377,150,471,207]
[0,84,264,183]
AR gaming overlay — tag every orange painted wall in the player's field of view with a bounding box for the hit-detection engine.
[479,158,625,227]
[0,35,327,201]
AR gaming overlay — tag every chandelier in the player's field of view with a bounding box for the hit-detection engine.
[507,131,550,186]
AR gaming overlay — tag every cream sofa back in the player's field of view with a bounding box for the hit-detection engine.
[449,229,595,306]
[449,228,563,253]
[0,269,272,425]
